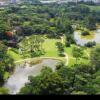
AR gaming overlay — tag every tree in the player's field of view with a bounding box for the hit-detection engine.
[65,35,75,47]
[0,22,11,40]
[72,46,83,64]
[66,24,74,35]
[81,31,90,36]
[0,42,14,85]
[56,62,65,70]
[21,26,34,36]
[20,35,44,57]
[90,46,100,69]
[85,41,96,47]
[56,42,65,57]
[84,15,96,30]
[19,62,100,95]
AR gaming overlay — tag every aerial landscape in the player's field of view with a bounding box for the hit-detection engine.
[0,0,100,95]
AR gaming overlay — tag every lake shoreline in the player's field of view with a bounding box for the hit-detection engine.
[74,28,100,46]
[4,59,60,94]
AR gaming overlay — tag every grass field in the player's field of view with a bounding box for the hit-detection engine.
[7,37,63,62]
[65,45,90,66]
[42,38,60,57]
[7,48,23,61]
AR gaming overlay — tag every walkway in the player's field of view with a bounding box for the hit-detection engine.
[14,57,64,64]
[64,53,69,66]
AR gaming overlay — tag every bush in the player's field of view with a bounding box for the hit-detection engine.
[59,52,65,57]
[66,41,71,47]
[56,62,64,70]
[56,42,65,57]
[29,59,42,66]
[81,31,90,36]
[85,41,96,47]
[66,35,75,44]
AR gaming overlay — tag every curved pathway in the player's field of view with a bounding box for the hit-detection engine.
[14,57,63,64]
[64,53,69,66]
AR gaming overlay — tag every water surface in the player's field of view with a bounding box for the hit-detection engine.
[74,29,100,46]
[4,59,59,94]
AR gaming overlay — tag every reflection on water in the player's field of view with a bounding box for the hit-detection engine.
[4,59,59,94]
[74,29,100,46]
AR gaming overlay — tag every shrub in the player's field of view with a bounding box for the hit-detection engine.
[56,62,64,70]
[81,31,90,36]
[66,41,71,47]
[56,42,65,57]
[29,59,42,66]
[59,52,65,57]
[85,41,96,47]
[66,35,75,44]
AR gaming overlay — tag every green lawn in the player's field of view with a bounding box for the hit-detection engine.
[42,38,60,57]
[68,58,90,67]
[65,45,90,66]
[64,45,74,57]
[7,37,63,62]
[7,48,22,61]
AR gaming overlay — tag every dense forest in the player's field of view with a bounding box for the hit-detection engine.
[0,1,100,95]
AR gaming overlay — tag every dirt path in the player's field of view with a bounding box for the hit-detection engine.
[64,53,69,66]
[14,57,63,64]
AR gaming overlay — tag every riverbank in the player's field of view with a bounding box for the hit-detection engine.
[4,59,60,94]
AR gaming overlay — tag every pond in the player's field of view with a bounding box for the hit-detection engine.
[4,59,59,94]
[74,29,100,46]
